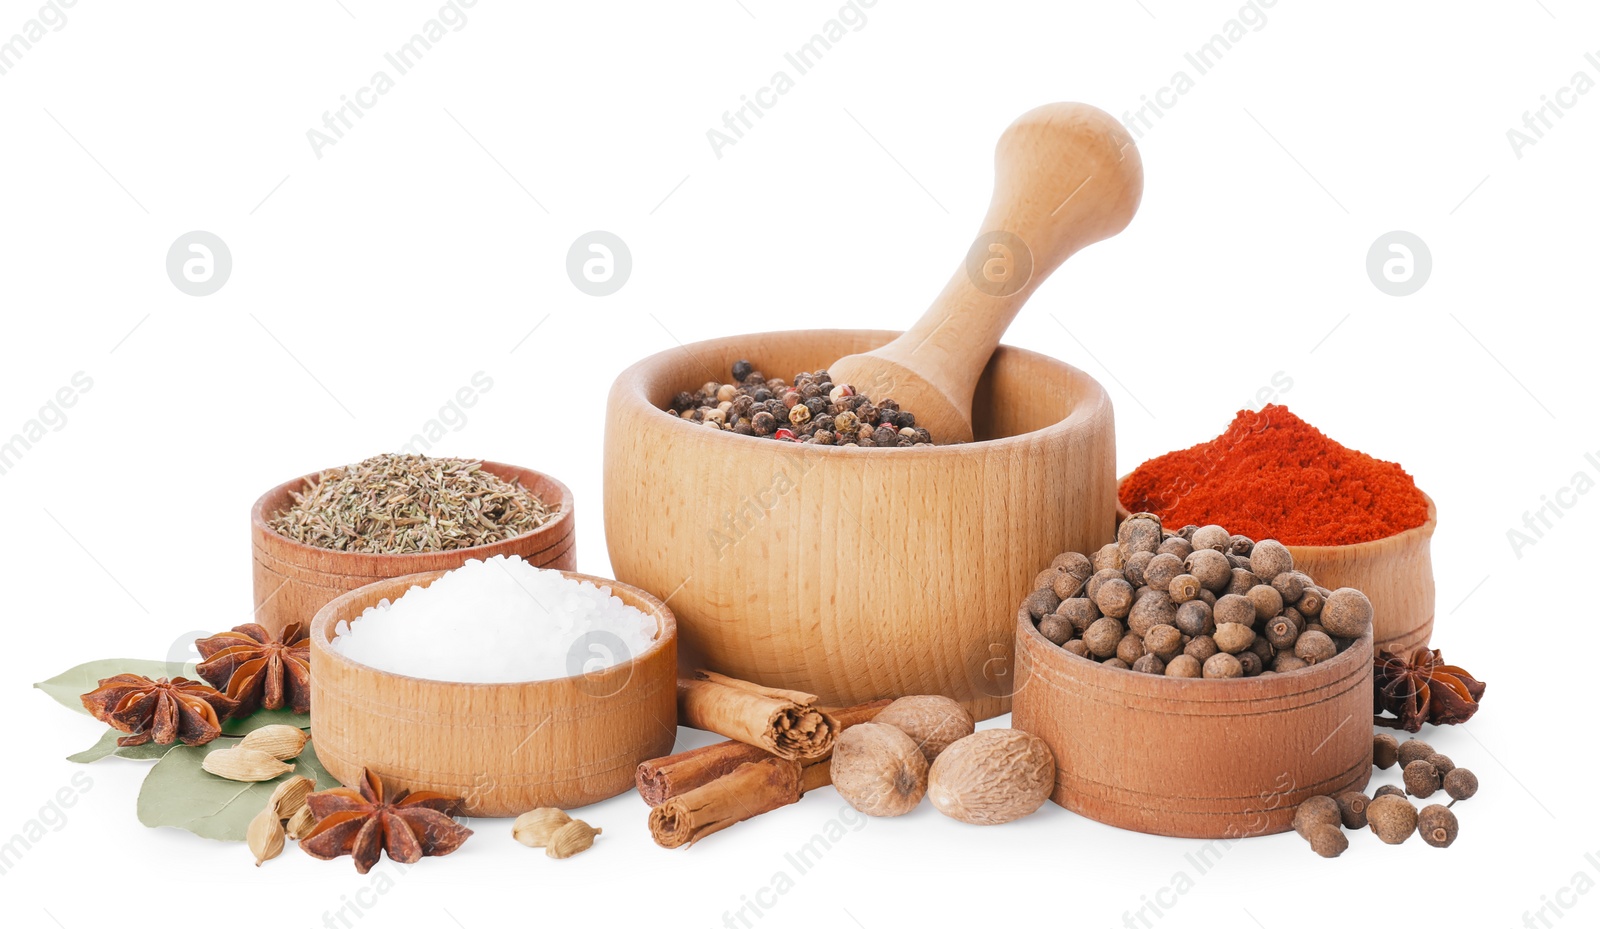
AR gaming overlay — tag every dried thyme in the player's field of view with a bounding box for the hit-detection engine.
[268,454,553,554]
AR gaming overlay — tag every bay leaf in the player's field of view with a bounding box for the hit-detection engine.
[67,729,182,764]
[222,706,312,735]
[35,658,198,715]
[137,739,339,842]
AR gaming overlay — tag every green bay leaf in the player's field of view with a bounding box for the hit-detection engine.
[222,706,312,735]
[136,739,339,842]
[35,658,198,715]
[67,729,183,764]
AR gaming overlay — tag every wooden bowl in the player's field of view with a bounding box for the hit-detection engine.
[604,329,1116,721]
[1114,478,1437,654]
[1012,608,1373,838]
[309,569,677,817]
[252,462,576,639]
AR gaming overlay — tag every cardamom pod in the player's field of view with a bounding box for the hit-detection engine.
[238,725,310,761]
[248,805,286,866]
[511,807,572,848]
[545,819,601,859]
[285,805,317,841]
[202,747,295,782]
[268,775,315,819]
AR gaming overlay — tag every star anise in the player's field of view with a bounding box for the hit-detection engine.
[1374,646,1486,732]
[300,768,473,874]
[195,622,311,716]
[80,674,238,746]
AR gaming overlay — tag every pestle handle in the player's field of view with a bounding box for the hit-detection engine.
[833,103,1142,442]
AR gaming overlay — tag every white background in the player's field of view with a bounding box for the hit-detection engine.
[2,1,1593,927]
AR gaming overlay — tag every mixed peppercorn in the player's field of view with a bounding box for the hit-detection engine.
[666,361,935,446]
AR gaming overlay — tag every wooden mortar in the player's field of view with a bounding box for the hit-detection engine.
[252,462,575,639]
[1115,483,1437,654]
[309,569,677,817]
[604,330,1115,721]
[1012,607,1373,838]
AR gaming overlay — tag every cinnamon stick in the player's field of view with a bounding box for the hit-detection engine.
[675,670,842,761]
[637,698,890,806]
[648,758,802,848]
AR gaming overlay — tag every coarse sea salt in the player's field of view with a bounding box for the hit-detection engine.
[331,555,657,683]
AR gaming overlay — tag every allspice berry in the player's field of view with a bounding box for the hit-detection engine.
[1184,549,1233,593]
[1094,578,1135,619]
[1213,622,1256,655]
[1294,630,1336,665]
[1226,568,1259,597]
[1038,614,1074,646]
[1374,784,1407,800]
[1202,652,1242,679]
[1367,794,1418,844]
[1265,616,1299,650]
[1023,588,1061,619]
[1117,632,1147,665]
[1143,553,1186,592]
[1132,653,1165,675]
[1246,584,1284,623]
[1248,540,1294,584]
[1297,587,1325,617]
[1444,767,1478,802]
[1214,594,1257,628]
[1418,804,1459,848]
[1397,739,1435,768]
[1158,535,1193,560]
[1093,542,1125,573]
[1144,624,1184,660]
[1062,639,1090,659]
[1373,733,1400,770]
[1118,513,1163,556]
[1185,634,1219,662]
[1272,653,1308,673]
[1102,657,1130,670]
[1425,753,1455,775]
[1403,760,1441,798]
[1052,551,1093,580]
[1270,571,1306,605]
[1083,618,1125,659]
[1236,650,1263,677]
[1335,791,1369,829]
[1306,822,1348,859]
[1190,524,1231,552]
[1321,587,1374,638]
[1165,655,1202,678]
[1058,598,1100,633]
[1174,600,1213,637]
[1122,551,1153,587]
[1052,570,1085,600]
[1127,591,1177,637]
[1292,795,1342,838]
[1168,573,1201,603]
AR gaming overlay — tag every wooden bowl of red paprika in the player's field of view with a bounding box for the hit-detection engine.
[1114,405,1437,655]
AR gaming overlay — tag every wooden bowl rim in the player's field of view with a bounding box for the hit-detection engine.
[253,460,575,566]
[309,568,677,690]
[1113,473,1438,553]
[1015,603,1374,700]
[611,327,1112,454]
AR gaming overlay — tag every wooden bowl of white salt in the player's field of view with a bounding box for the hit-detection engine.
[309,565,677,817]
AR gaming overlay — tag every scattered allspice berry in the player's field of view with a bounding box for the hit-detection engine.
[1373,732,1400,769]
[545,819,602,859]
[1306,822,1349,858]
[1397,738,1435,768]
[1367,794,1418,845]
[1404,759,1441,798]
[1335,791,1370,829]
[1374,784,1407,800]
[1444,768,1479,802]
[512,808,573,848]
[1425,752,1455,774]
[1418,804,1459,848]
[1293,795,1342,838]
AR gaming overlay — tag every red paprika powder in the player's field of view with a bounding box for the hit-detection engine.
[1119,405,1429,546]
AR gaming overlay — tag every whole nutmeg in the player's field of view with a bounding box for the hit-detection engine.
[1397,739,1435,768]
[1335,791,1369,829]
[1202,652,1242,679]
[831,723,929,817]
[1373,732,1400,770]
[1083,618,1125,659]
[1321,587,1374,638]
[1306,822,1348,858]
[1294,630,1337,665]
[927,729,1055,825]
[1418,804,1459,848]
[1248,539,1294,583]
[1404,760,1441,798]
[1444,767,1479,802]
[1367,794,1418,844]
[1213,623,1256,655]
[1293,795,1341,838]
[872,695,976,765]
[1165,655,1202,678]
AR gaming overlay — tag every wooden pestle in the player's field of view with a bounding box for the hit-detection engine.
[828,102,1143,444]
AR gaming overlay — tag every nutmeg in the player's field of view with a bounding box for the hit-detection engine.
[830,723,929,817]
[927,729,1055,826]
[873,695,976,765]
